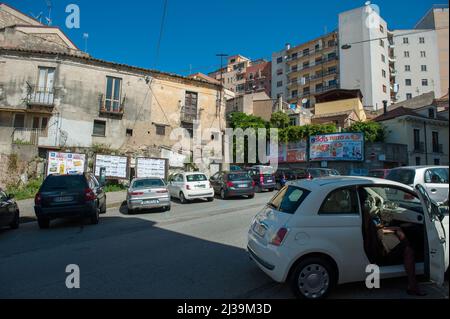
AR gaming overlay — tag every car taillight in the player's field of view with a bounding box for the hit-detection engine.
[252,181,256,187]
[226,181,234,188]
[271,228,288,246]
[34,193,41,206]
[186,184,191,190]
[84,188,96,201]
[156,190,168,194]
[306,173,313,180]
[260,175,264,183]
[130,191,144,196]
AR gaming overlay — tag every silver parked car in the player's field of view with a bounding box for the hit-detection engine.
[386,166,449,204]
[127,178,171,213]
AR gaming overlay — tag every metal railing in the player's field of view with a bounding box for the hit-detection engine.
[180,109,198,123]
[287,55,339,74]
[414,142,425,153]
[26,86,55,106]
[433,144,444,154]
[99,94,125,114]
[12,128,46,145]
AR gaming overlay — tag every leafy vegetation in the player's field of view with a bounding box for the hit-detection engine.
[5,178,43,200]
[345,121,385,142]
[269,112,291,129]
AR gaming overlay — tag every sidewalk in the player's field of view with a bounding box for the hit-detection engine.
[17,191,127,223]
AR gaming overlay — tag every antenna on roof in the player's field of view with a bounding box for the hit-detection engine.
[31,12,44,24]
[45,0,53,26]
[83,33,89,53]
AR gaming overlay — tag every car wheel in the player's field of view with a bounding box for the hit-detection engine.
[180,192,187,204]
[268,188,275,192]
[90,208,100,225]
[220,189,227,200]
[248,194,255,199]
[10,211,19,229]
[165,206,171,212]
[290,257,336,299]
[37,217,50,229]
[255,185,262,193]
[276,182,281,190]
[100,202,107,214]
[207,197,214,202]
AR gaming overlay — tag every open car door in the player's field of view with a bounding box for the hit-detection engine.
[416,184,447,286]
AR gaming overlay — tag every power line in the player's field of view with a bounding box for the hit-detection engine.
[341,26,449,48]
[155,0,169,68]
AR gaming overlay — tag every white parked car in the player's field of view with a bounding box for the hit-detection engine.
[247,176,448,299]
[386,166,449,204]
[167,172,214,204]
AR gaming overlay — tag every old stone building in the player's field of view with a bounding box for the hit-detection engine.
[0,4,226,187]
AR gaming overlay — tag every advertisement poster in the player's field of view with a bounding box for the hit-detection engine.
[46,152,86,176]
[286,141,307,163]
[136,158,168,180]
[310,133,364,161]
[94,154,129,179]
[161,148,188,168]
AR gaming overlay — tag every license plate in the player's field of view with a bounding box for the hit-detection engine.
[144,199,159,204]
[196,185,206,188]
[238,184,248,188]
[54,196,73,203]
[253,222,266,237]
[266,180,273,183]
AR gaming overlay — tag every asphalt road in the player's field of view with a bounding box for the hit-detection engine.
[0,192,448,299]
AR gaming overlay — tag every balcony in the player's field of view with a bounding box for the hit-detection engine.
[26,85,55,108]
[287,55,339,75]
[180,109,198,124]
[12,128,46,146]
[287,44,337,63]
[413,142,425,153]
[432,144,444,154]
[99,94,124,118]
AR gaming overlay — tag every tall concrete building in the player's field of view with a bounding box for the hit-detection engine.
[271,32,339,109]
[415,4,449,97]
[338,4,392,110]
[391,29,441,102]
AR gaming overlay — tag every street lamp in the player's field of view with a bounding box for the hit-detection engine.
[341,44,352,50]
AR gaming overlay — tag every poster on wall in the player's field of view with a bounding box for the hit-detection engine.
[135,157,168,180]
[161,148,188,168]
[286,141,307,163]
[309,133,364,161]
[94,154,129,179]
[46,152,86,176]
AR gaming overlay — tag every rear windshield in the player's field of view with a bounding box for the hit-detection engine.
[186,174,207,182]
[369,170,385,178]
[41,175,88,191]
[133,179,165,188]
[228,173,251,181]
[308,169,323,177]
[268,186,310,214]
[386,169,416,185]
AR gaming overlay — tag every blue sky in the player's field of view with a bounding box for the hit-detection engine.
[6,0,442,75]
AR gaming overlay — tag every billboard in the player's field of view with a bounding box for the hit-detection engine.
[136,157,168,180]
[94,154,129,179]
[309,133,364,162]
[286,141,307,163]
[46,151,86,176]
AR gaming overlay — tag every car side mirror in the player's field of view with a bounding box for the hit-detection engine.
[7,194,15,200]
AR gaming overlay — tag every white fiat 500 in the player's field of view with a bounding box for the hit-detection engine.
[247,176,448,299]
[167,172,214,204]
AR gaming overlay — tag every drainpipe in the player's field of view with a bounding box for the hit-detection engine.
[423,120,428,165]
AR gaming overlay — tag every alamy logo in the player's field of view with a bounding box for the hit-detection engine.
[364,3,381,30]
[365,264,380,289]
[65,264,80,289]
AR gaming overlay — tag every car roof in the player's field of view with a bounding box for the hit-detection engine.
[390,166,448,170]
[131,177,164,182]
[183,172,207,176]
[288,176,413,192]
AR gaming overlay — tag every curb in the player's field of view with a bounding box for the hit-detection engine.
[19,200,125,224]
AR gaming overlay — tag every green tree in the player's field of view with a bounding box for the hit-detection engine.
[228,112,267,130]
[345,121,385,142]
[270,111,291,129]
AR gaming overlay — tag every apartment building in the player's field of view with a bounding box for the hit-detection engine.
[339,4,392,110]
[415,4,449,97]
[208,55,272,97]
[391,29,441,102]
[271,46,288,100]
[284,31,340,109]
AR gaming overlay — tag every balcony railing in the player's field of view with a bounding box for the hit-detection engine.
[26,85,55,107]
[289,83,339,100]
[99,94,125,116]
[12,128,46,146]
[180,109,198,123]
[287,55,339,74]
[413,142,425,153]
[433,144,444,154]
[289,69,338,86]
[286,44,338,63]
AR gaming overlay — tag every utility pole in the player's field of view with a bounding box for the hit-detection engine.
[216,53,228,116]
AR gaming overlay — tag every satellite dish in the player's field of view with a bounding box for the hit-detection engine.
[365,1,371,5]
[302,99,308,104]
